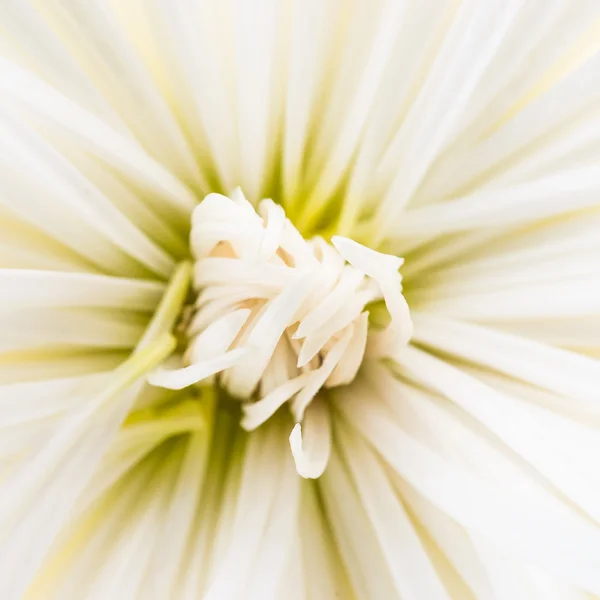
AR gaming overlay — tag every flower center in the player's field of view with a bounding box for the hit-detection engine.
[149,189,412,477]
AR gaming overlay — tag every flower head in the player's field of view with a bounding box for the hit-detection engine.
[3,1,600,599]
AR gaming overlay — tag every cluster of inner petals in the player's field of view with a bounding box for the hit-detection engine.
[149,189,412,477]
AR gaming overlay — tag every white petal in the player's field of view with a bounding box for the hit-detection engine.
[0,110,175,277]
[148,348,246,391]
[0,57,196,218]
[185,309,250,363]
[225,271,314,397]
[0,270,163,310]
[289,397,331,479]
[333,236,412,347]
[203,421,298,600]
[319,439,403,599]
[297,481,353,600]
[0,307,145,352]
[293,266,364,340]
[374,0,525,234]
[396,165,600,249]
[338,386,600,594]
[241,373,311,431]
[326,311,369,387]
[336,419,451,599]
[411,312,600,406]
[0,335,175,599]
[292,326,353,421]
[139,430,212,598]
[296,291,371,368]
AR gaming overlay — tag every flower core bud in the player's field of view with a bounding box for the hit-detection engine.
[149,189,412,477]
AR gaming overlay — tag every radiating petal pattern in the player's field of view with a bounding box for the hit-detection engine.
[1,1,600,599]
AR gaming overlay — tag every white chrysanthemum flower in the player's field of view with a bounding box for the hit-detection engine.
[3,1,600,598]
